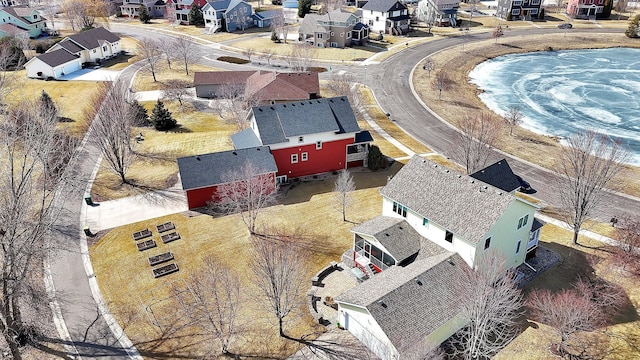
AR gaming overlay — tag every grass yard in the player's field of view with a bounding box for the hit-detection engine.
[89,164,400,359]
[494,222,640,359]
[90,100,236,201]
[132,64,223,91]
[227,38,382,61]
[413,32,640,198]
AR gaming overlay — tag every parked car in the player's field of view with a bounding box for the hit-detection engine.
[558,23,573,29]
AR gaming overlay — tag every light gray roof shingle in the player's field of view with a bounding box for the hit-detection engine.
[380,156,518,244]
[35,48,79,67]
[231,128,262,149]
[298,10,357,35]
[351,216,422,263]
[362,0,406,12]
[336,253,468,353]
[177,146,277,190]
[251,96,360,145]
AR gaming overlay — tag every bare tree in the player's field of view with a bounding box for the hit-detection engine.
[251,228,307,337]
[63,0,110,30]
[432,71,453,100]
[615,0,628,19]
[527,277,625,357]
[162,79,192,107]
[213,83,258,130]
[454,112,500,174]
[170,36,199,75]
[422,58,435,78]
[243,47,255,62]
[492,25,504,43]
[333,169,355,222]
[90,80,134,184]
[290,43,316,71]
[213,161,278,234]
[137,38,163,82]
[326,73,361,106]
[271,13,290,43]
[449,253,523,360]
[0,97,74,360]
[176,258,243,355]
[261,48,275,65]
[613,217,640,276]
[505,106,524,136]
[555,130,627,245]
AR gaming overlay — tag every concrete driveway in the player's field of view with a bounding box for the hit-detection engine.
[59,68,121,81]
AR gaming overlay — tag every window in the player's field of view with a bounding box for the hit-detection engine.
[513,0,522,5]
[484,237,491,250]
[516,240,522,254]
[375,16,379,21]
[301,152,308,161]
[340,32,344,37]
[331,31,334,36]
[368,20,373,26]
[317,33,323,39]
[517,214,529,230]
[423,218,429,227]
[392,202,407,217]
[291,154,298,163]
[93,49,97,53]
[445,231,453,243]
[347,32,351,38]
[530,8,539,15]
[512,9,520,15]
[316,141,322,150]
[298,136,304,142]
[531,0,540,4]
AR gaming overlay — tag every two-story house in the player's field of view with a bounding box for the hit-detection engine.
[166,0,207,24]
[25,27,121,79]
[335,156,544,359]
[120,0,166,18]
[202,0,253,32]
[567,0,607,19]
[0,6,46,39]
[231,96,372,184]
[361,0,409,35]
[416,0,460,27]
[496,0,543,20]
[298,9,369,48]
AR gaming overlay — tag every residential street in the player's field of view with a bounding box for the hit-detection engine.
[44,23,640,359]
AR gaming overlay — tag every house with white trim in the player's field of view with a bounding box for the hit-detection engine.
[361,0,409,35]
[0,6,46,39]
[336,156,544,359]
[202,0,253,32]
[496,0,543,20]
[417,0,460,27]
[120,0,166,18]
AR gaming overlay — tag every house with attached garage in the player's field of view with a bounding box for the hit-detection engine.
[361,0,410,35]
[416,0,460,27]
[231,96,373,184]
[298,9,369,48]
[25,27,121,79]
[336,156,544,358]
[0,6,46,39]
[120,0,167,18]
[202,0,254,32]
[251,9,282,28]
[495,0,543,20]
[177,146,277,209]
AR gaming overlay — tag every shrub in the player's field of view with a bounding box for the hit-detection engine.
[217,56,250,64]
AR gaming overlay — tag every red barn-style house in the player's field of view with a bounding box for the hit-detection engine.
[177,146,277,209]
[231,96,373,184]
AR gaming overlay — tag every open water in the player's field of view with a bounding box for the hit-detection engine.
[468,47,640,165]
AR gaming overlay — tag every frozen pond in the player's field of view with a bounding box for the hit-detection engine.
[468,48,640,165]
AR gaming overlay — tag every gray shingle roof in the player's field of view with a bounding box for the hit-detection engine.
[298,10,357,35]
[251,96,361,145]
[67,27,120,50]
[336,253,467,353]
[362,0,406,12]
[380,156,518,244]
[469,158,521,193]
[254,9,282,19]
[56,38,84,54]
[177,146,277,190]
[351,216,421,263]
[231,128,262,149]
[35,48,79,67]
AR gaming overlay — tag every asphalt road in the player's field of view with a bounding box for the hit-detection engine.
[47,23,640,358]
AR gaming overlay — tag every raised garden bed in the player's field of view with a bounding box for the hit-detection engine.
[136,239,156,251]
[153,263,179,278]
[148,251,174,266]
[161,232,180,244]
[156,222,175,233]
[132,229,152,241]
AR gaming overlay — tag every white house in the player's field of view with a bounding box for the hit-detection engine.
[25,27,121,79]
[0,6,46,38]
[416,0,460,27]
[120,0,166,18]
[361,0,409,35]
[336,156,544,358]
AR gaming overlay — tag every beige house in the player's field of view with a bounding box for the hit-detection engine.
[298,9,369,48]
[336,156,544,359]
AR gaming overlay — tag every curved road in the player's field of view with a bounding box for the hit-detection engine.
[48,24,640,358]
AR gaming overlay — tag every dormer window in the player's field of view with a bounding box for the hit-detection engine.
[298,136,304,143]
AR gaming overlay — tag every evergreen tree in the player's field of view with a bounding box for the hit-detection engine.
[298,0,313,18]
[130,100,150,126]
[138,5,151,23]
[39,90,58,121]
[367,145,387,171]
[189,4,204,26]
[599,0,613,18]
[150,100,176,131]
[626,15,640,38]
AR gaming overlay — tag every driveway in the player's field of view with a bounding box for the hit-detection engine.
[59,68,121,81]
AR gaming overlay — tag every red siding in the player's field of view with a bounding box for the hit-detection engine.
[272,138,353,179]
[185,173,276,210]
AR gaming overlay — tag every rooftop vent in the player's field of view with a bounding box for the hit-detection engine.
[433,164,438,168]
[470,180,475,184]
[399,226,403,230]
[378,301,387,309]
[232,151,237,155]
[457,175,462,178]
[195,156,200,161]
[256,147,261,151]
[445,169,449,173]
[448,259,455,266]
[270,106,274,110]
[258,108,263,112]
[483,186,488,190]
[283,104,287,108]
[415,278,423,286]
[292,103,295,106]
[385,233,390,237]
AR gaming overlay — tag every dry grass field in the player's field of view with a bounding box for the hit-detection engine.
[413,32,640,198]
[132,64,222,91]
[90,164,400,358]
